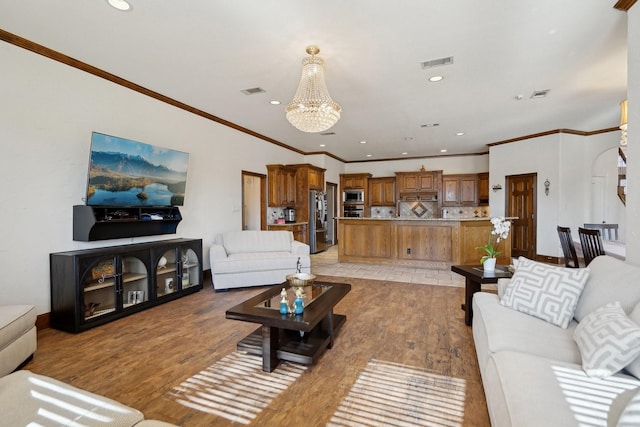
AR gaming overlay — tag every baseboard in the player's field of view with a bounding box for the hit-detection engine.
[36,312,50,330]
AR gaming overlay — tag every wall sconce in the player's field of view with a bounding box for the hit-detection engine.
[492,184,502,192]
[544,179,550,196]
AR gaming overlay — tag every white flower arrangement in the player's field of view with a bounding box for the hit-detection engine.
[476,217,511,263]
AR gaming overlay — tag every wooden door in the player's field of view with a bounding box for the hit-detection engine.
[506,173,536,259]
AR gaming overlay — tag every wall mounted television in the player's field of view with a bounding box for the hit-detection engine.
[85,132,189,207]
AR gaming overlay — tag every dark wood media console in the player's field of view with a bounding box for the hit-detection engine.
[50,238,202,332]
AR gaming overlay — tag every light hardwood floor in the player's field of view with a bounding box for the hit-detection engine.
[25,250,490,427]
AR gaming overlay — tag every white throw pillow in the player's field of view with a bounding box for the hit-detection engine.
[500,257,590,328]
[616,388,640,427]
[574,255,640,322]
[574,302,640,379]
[496,278,511,299]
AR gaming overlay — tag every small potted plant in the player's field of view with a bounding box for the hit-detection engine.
[476,217,511,271]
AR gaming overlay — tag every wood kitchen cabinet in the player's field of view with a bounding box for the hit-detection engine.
[442,174,478,207]
[396,172,436,192]
[478,172,489,206]
[369,177,396,206]
[267,164,297,207]
[267,223,308,244]
[340,173,371,190]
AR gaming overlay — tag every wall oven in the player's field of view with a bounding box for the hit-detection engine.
[343,189,364,204]
[343,205,364,218]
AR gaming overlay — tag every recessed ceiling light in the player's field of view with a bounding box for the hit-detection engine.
[319,144,326,147]
[360,140,367,144]
[107,0,132,11]
[440,149,448,153]
[366,154,372,157]
[402,152,408,155]
[270,100,281,105]
[456,132,465,136]
[429,76,444,82]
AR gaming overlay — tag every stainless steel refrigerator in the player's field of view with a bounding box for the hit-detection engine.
[309,190,329,254]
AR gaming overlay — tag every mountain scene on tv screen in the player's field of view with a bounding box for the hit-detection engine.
[87,150,188,207]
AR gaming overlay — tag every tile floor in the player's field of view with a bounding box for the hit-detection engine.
[311,245,470,288]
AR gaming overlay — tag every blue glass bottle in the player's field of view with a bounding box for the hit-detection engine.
[294,295,304,314]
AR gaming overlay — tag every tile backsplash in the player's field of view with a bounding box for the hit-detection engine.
[393,202,490,219]
[370,207,397,218]
[441,206,490,219]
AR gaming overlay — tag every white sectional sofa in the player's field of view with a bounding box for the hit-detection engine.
[0,304,37,377]
[210,230,311,291]
[473,255,640,426]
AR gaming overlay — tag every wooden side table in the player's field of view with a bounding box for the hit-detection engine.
[451,265,513,326]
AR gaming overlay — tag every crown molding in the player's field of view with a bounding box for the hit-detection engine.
[614,0,637,11]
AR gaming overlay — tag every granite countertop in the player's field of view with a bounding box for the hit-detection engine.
[338,217,517,221]
[268,222,309,226]
[338,217,491,221]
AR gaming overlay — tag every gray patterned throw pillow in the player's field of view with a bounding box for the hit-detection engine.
[574,302,640,379]
[500,257,590,328]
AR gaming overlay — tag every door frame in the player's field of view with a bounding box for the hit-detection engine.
[241,170,266,231]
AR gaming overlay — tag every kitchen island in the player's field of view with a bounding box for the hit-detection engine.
[337,217,512,267]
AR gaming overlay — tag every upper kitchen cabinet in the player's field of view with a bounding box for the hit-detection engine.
[369,177,396,206]
[395,168,442,202]
[442,174,478,207]
[291,164,325,192]
[478,172,489,206]
[267,164,297,207]
[340,173,371,190]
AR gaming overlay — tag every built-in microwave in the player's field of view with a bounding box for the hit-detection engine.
[343,189,364,203]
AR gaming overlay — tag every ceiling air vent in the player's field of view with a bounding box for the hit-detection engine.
[241,87,266,95]
[420,56,454,69]
[421,123,440,128]
[530,89,550,99]
[320,132,336,136]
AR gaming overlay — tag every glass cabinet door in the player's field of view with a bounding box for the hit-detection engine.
[180,247,200,290]
[121,255,149,309]
[156,249,178,298]
[82,257,117,321]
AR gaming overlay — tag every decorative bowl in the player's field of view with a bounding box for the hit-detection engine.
[286,272,316,287]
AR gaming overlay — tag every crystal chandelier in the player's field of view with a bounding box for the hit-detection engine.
[286,45,341,133]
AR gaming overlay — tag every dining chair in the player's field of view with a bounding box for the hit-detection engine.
[557,226,580,268]
[578,227,606,266]
[583,223,619,240]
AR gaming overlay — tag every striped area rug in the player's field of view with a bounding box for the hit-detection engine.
[328,359,466,427]
[169,351,306,425]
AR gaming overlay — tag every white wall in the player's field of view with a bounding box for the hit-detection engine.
[0,42,308,313]
[343,155,489,177]
[626,6,640,263]
[490,131,621,258]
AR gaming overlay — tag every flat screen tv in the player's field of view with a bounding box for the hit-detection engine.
[85,132,189,207]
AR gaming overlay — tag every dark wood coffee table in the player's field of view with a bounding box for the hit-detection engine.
[225,281,351,372]
[451,265,513,326]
